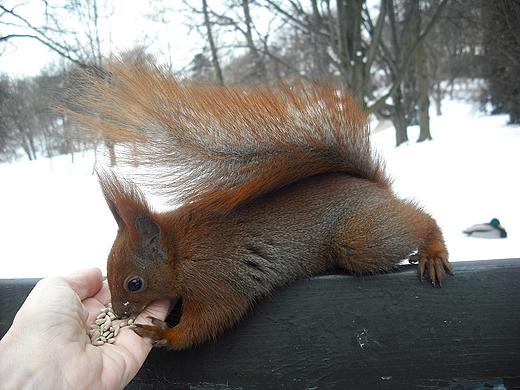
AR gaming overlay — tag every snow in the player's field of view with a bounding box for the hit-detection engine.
[372,100,520,264]
[1,99,519,278]
[0,153,117,278]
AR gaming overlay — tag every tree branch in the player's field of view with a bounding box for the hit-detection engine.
[369,0,451,113]
[2,33,86,66]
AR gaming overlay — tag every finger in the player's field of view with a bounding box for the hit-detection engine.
[137,298,174,324]
[82,280,112,323]
[92,279,112,304]
[62,267,104,300]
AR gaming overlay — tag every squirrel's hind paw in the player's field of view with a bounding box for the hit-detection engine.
[410,253,453,287]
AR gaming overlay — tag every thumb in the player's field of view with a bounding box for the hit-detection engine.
[62,267,104,300]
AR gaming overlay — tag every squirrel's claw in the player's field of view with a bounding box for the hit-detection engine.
[411,253,453,287]
[148,316,170,330]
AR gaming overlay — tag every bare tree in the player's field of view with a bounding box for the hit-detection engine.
[1,2,83,64]
[0,64,87,162]
[191,53,216,82]
[0,75,20,161]
[201,0,224,85]
[480,0,520,124]
[1,0,114,67]
[1,78,40,160]
[262,0,387,103]
[370,0,450,145]
[416,43,431,142]
[240,0,267,82]
[425,1,482,116]
[176,0,274,84]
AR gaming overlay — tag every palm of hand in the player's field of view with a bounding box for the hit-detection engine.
[0,268,171,390]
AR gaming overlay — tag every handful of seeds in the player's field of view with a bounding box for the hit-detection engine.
[89,303,134,346]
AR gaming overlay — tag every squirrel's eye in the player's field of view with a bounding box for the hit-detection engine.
[127,277,143,292]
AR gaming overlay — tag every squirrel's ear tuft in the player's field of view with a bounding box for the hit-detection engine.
[105,197,125,228]
[96,169,152,230]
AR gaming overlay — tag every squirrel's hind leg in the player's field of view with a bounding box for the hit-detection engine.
[331,198,452,286]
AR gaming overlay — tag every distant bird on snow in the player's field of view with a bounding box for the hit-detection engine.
[463,218,507,239]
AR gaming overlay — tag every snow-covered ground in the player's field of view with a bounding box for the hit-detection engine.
[1,99,519,278]
[372,100,519,265]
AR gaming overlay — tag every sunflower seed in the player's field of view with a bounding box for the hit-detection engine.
[89,302,131,346]
[90,329,101,340]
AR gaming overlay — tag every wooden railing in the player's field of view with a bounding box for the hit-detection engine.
[1,259,519,389]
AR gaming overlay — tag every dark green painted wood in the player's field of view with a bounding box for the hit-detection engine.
[2,260,519,389]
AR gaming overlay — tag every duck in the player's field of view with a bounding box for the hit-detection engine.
[463,218,507,239]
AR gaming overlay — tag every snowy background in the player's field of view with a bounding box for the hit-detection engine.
[1,98,519,278]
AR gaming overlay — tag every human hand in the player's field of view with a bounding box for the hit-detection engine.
[0,268,171,390]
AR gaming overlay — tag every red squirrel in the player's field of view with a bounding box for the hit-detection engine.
[74,59,452,350]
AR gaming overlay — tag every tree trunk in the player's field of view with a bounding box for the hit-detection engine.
[335,0,365,103]
[393,87,409,146]
[433,82,443,116]
[242,0,266,83]
[21,141,34,161]
[19,129,37,160]
[202,0,223,86]
[309,0,331,81]
[369,0,450,114]
[417,44,432,142]
[28,132,38,160]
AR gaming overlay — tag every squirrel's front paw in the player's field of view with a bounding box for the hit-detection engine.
[410,252,453,287]
[130,317,173,348]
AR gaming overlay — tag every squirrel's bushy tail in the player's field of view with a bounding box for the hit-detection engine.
[72,58,390,213]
